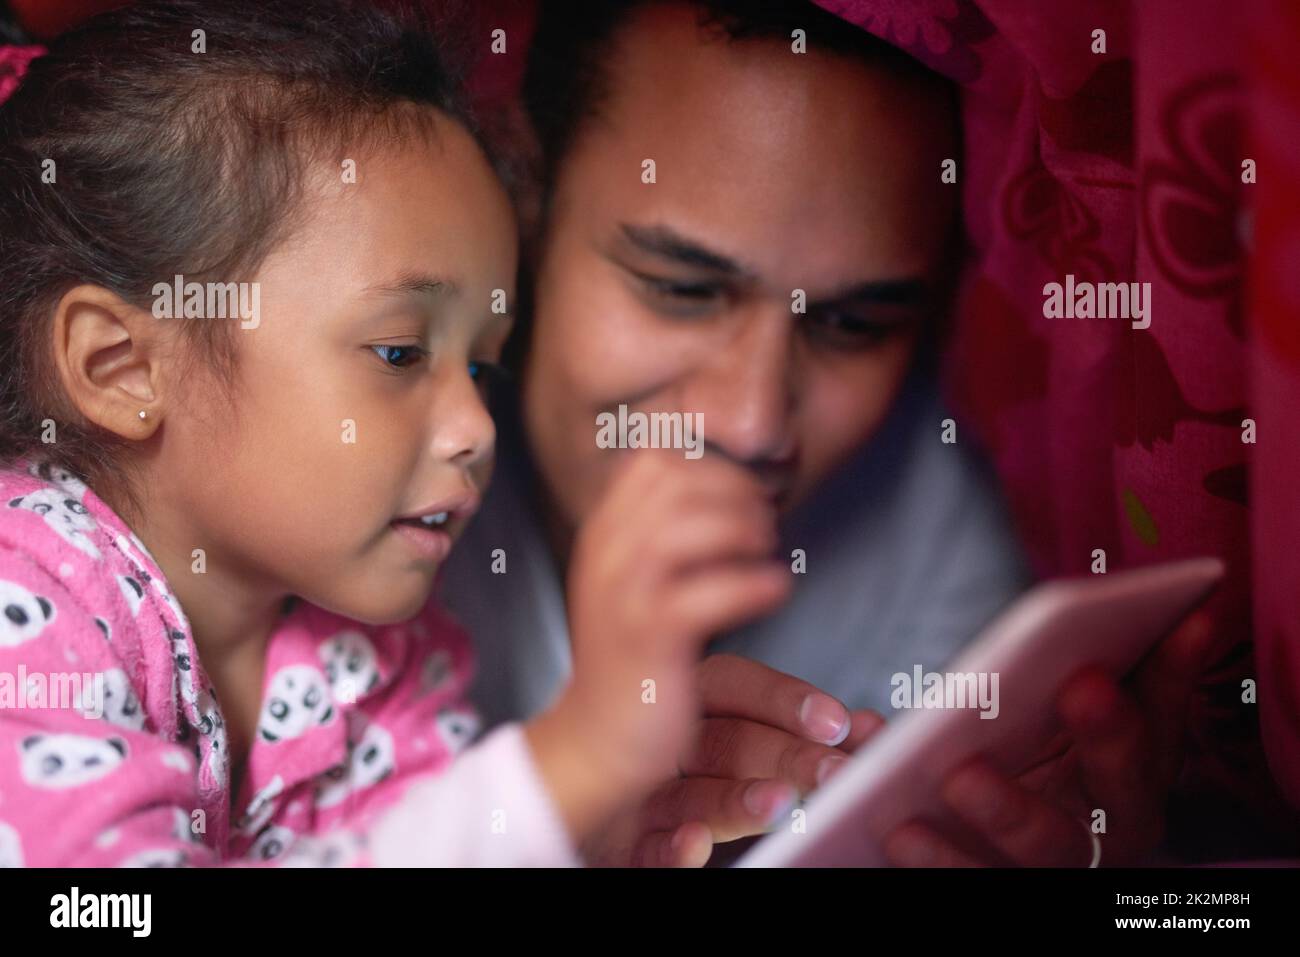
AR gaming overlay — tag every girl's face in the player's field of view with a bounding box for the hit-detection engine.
[522,5,956,533]
[165,122,517,625]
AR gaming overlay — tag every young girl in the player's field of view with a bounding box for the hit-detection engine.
[0,0,789,866]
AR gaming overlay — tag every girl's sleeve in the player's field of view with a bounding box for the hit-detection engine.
[0,547,581,867]
[365,721,581,867]
[0,547,226,867]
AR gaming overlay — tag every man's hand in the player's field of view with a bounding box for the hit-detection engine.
[884,612,1215,867]
[584,654,884,866]
[530,453,794,849]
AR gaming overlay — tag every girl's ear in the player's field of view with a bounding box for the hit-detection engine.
[51,283,167,441]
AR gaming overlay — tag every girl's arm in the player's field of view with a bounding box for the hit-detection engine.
[0,546,578,867]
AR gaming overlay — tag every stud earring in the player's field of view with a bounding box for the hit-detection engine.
[138,410,147,420]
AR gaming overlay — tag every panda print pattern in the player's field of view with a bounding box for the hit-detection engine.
[19,732,128,789]
[319,630,382,703]
[7,489,101,560]
[0,579,56,648]
[258,664,336,742]
[315,713,396,810]
[0,458,520,867]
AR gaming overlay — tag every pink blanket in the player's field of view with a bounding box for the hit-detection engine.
[815,0,1299,820]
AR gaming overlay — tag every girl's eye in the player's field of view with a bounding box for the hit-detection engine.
[468,360,510,392]
[371,344,428,369]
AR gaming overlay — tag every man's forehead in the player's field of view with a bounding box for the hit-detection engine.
[604,3,839,121]
[558,3,956,281]
[588,3,949,189]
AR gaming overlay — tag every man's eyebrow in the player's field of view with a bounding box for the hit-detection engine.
[617,222,755,278]
[364,273,460,299]
[616,224,933,308]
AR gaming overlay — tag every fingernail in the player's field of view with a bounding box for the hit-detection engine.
[816,754,848,786]
[769,795,799,828]
[800,693,849,745]
[744,780,796,826]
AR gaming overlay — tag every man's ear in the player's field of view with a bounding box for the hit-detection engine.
[50,284,167,440]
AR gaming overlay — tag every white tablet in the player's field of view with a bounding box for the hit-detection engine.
[735,556,1226,867]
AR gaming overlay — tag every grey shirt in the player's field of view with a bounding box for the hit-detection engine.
[440,370,1032,728]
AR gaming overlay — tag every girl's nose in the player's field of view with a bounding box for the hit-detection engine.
[429,367,496,467]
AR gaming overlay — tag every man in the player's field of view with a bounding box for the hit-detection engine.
[443,0,1207,866]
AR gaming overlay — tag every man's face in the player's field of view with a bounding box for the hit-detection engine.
[523,3,957,531]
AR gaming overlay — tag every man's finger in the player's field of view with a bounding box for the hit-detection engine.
[665,565,792,640]
[696,653,852,746]
[941,758,1095,867]
[630,822,714,868]
[640,775,796,843]
[1131,611,1215,785]
[840,708,887,753]
[1060,672,1166,847]
[884,822,985,868]
[683,717,849,793]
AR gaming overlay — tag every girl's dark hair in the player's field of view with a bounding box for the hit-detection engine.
[0,0,478,506]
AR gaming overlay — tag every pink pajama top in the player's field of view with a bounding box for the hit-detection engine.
[0,459,579,867]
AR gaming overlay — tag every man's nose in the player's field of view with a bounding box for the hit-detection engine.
[690,306,797,464]
[429,369,496,468]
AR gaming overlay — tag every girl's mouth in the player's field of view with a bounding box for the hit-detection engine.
[389,491,479,563]
[389,517,452,562]
[398,512,449,529]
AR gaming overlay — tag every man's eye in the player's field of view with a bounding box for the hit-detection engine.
[371,344,428,369]
[648,279,719,300]
[804,308,915,350]
[632,271,724,310]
